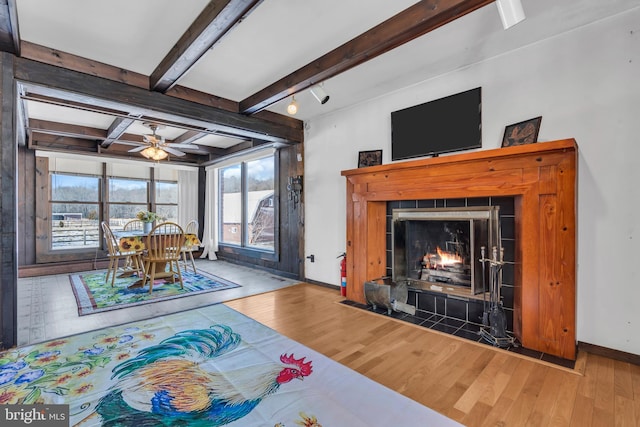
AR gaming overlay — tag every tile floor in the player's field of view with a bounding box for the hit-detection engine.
[17,259,300,347]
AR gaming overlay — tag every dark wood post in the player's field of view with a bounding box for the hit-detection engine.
[0,52,17,349]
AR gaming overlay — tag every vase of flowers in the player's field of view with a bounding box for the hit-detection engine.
[136,211,161,233]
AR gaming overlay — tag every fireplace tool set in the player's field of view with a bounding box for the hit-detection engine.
[479,246,516,348]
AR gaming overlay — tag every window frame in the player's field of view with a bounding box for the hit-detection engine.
[35,157,180,264]
[154,179,179,223]
[217,153,279,261]
[49,172,102,252]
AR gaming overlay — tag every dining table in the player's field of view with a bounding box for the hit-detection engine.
[115,230,201,253]
[113,229,201,288]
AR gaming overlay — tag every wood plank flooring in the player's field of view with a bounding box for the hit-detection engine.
[225,283,640,427]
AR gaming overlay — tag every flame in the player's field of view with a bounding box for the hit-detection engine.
[436,246,463,265]
[424,246,463,269]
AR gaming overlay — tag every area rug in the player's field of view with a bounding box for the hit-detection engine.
[0,304,462,426]
[70,270,241,316]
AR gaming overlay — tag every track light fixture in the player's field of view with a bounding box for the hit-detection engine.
[287,96,298,115]
[310,84,330,104]
[496,0,525,29]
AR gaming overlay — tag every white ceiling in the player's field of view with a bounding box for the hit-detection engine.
[13,0,640,148]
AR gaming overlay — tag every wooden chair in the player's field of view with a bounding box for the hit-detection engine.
[102,221,142,287]
[122,219,146,270]
[180,219,199,274]
[141,222,185,293]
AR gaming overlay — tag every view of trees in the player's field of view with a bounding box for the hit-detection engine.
[50,173,178,249]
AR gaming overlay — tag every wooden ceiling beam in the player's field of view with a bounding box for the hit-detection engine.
[173,130,207,145]
[240,0,495,114]
[29,118,227,157]
[29,131,99,153]
[20,41,149,89]
[29,131,205,164]
[15,57,303,143]
[19,41,303,130]
[150,0,264,92]
[28,118,107,140]
[101,117,138,148]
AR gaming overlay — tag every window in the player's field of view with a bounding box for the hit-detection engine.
[49,168,179,250]
[220,164,242,245]
[39,155,189,262]
[156,180,178,222]
[108,177,148,229]
[246,157,275,250]
[50,173,101,250]
[219,155,275,252]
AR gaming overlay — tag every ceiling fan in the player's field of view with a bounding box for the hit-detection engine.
[128,122,192,160]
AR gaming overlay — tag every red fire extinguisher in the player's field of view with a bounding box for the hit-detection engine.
[338,252,347,296]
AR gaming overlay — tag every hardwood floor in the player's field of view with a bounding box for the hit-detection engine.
[225,283,640,427]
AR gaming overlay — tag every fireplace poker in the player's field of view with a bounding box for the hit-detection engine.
[488,246,507,339]
[480,246,488,326]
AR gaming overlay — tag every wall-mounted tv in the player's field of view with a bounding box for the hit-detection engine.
[391,87,481,161]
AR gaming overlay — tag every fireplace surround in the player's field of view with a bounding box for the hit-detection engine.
[342,139,577,359]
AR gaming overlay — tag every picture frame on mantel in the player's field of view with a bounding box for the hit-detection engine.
[358,150,383,168]
[501,116,542,147]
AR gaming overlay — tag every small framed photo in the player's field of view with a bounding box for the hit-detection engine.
[358,150,383,168]
[501,116,542,147]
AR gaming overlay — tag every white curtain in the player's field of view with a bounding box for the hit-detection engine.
[200,167,218,260]
[177,169,199,229]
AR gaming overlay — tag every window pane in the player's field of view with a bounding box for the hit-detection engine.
[109,178,147,203]
[51,203,100,249]
[108,204,148,230]
[220,164,242,245]
[156,205,177,223]
[156,181,178,204]
[51,173,99,202]
[246,157,274,250]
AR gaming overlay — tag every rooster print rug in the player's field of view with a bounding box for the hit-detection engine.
[0,304,462,427]
[70,270,240,315]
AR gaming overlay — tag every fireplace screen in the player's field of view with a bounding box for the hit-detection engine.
[392,207,500,295]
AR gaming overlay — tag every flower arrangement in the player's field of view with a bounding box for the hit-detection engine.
[136,211,161,223]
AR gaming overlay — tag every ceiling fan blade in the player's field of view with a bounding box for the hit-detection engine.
[162,146,186,157]
[128,146,146,153]
[165,143,195,149]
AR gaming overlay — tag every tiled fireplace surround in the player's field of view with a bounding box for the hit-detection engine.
[342,139,577,360]
[385,197,517,332]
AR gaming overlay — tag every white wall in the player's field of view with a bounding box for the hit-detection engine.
[303,8,640,355]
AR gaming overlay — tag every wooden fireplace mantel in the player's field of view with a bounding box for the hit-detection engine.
[342,139,577,359]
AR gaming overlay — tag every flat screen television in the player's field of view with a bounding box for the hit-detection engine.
[391,87,481,161]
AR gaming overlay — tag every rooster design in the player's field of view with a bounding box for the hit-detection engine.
[79,325,313,426]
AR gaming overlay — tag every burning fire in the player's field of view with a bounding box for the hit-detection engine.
[424,247,463,269]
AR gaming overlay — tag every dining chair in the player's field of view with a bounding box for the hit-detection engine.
[141,222,185,294]
[122,219,147,270]
[102,221,143,287]
[180,219,199,274]
[123,219,144,232]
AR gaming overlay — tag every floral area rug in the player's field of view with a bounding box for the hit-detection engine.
[0,304,462,426]
[70,270,240,316]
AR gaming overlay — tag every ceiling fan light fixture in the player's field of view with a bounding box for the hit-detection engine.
[496,0,525,30]
[287,96,298,115]
[140,146,169,161]
[310,84,330,104]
